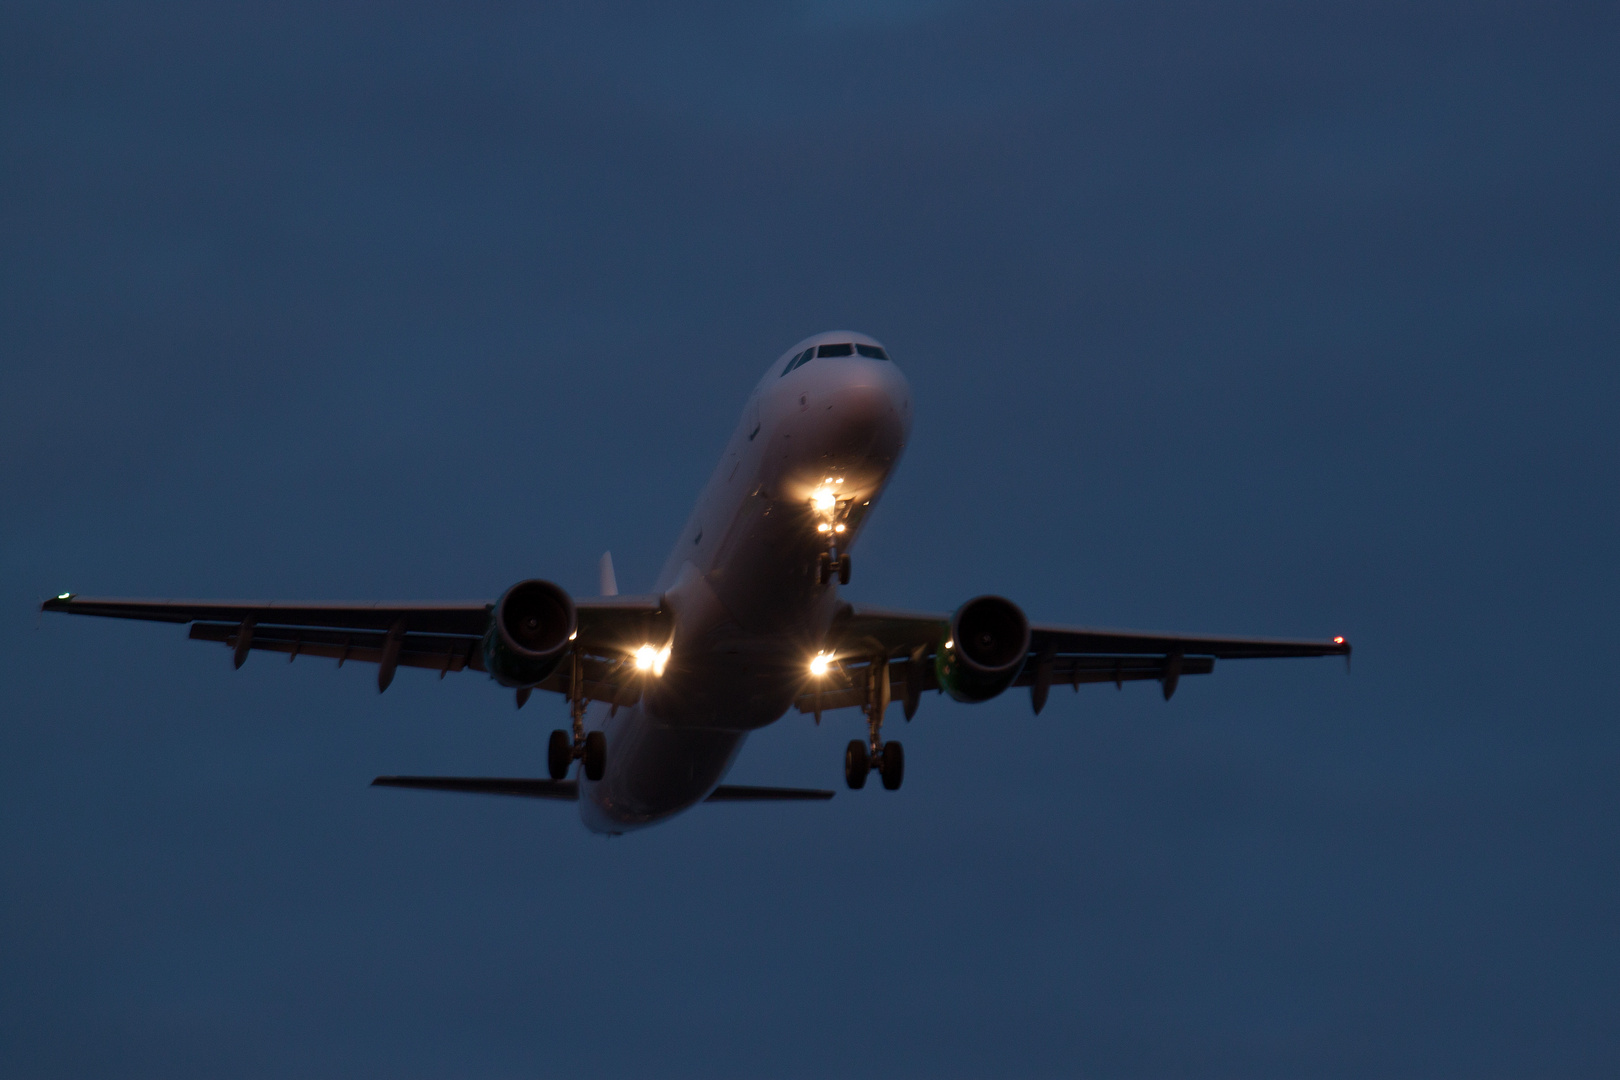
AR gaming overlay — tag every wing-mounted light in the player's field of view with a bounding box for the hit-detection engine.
[934,595,1030,702]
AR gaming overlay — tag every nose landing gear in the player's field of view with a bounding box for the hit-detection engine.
[813,485,855,585]
[817,548,852,586]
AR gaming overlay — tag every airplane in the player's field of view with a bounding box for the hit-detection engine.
[41,330,1350,834]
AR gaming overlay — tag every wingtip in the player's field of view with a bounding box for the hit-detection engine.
[40,592,74,613]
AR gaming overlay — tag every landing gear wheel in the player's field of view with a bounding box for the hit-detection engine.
[837,553,851,585]
[582,730,607,782]
[818,552,832,586]
[880,741,905,790]
[844,739,870,789]
[547,730,572,780]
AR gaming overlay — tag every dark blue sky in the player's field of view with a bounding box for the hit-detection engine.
[4,2,1618,1076]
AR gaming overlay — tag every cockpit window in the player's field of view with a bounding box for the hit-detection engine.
[783,341,890,374]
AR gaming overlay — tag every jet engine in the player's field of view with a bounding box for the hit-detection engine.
[934,595,1030,702]
[482,579,576,687]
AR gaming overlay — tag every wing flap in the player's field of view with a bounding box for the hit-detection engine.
[1014,653,1215,688]
[188,623,487,674]
[792,653,1217,713]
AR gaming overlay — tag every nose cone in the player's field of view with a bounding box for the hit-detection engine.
[829,361,910,455]
[779,360,910,495]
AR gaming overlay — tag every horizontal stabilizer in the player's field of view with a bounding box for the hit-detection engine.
[705,785,834,801]
[371,776,578,799]
[371,777,834,802]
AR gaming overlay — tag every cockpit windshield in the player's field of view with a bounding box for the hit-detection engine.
[780,341,892,377]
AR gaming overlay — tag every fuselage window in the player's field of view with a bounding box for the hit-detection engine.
[816,343,854,357]
[855,344,889,360]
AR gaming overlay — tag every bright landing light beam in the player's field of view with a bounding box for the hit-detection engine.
[634,644,672,676]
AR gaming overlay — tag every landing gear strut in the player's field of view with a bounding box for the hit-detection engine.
[844,653,902,790]
[549,646,608,782]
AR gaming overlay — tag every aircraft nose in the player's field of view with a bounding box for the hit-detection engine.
[822,369,910,459]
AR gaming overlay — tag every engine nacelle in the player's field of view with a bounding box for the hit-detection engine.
[482,579,576,688]
[934,595,1030,703]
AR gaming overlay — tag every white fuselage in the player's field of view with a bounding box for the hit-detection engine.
[578,332,912,833]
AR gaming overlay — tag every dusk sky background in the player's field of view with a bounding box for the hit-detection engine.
[4,2,1618,1076]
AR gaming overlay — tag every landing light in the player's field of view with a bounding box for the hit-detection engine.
[812,489,836,512]
[809,652,831,677]
[635,644,671,676]
[817,522,831,533]
[944,639,953,649]
[833,524,846,533]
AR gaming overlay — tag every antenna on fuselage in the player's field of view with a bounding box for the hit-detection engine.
[599,551,618,597]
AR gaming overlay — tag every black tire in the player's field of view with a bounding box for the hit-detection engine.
[838,553,851,585]
[583,730,607,782]
[844,739,869,789]
[880,741,905,791]
[547,730,572,780]
[817,552,832,586]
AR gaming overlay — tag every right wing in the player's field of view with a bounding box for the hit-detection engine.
[796,603,1349,715]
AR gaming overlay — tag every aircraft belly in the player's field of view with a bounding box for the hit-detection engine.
[707,499,834,636]
[577,705,746,834]
[645,648,801,731]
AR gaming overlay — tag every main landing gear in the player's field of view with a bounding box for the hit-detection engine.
[844,739,903,791]
[843,654,903,791]
[547,729,605,781]
[818,547,851,586]
[548,648,607,782]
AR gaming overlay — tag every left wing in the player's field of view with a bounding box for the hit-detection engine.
[39,593,669,700]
